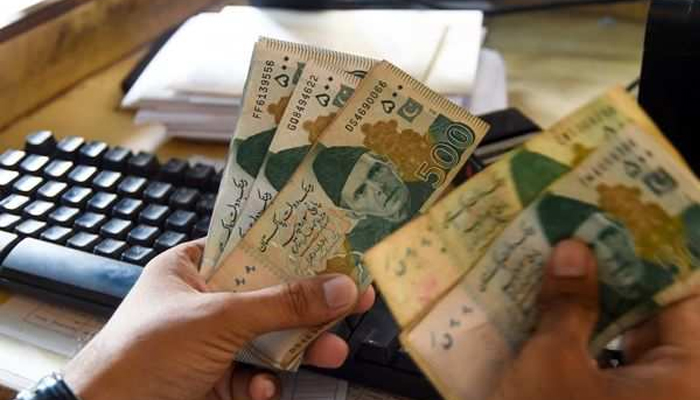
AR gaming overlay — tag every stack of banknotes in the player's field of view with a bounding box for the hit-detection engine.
[200,38,490,370]
[201,37,700,400]
[364,89,700,400]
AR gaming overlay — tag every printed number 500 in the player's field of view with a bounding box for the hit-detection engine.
[417,123,475,188]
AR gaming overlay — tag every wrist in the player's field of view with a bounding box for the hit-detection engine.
[15,373,81,400]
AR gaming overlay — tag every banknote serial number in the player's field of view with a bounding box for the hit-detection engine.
[287,75,319,131]
[344,80,388,132]
[252,60,276,119]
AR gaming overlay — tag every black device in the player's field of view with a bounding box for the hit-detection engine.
[0,108,537,400]
[638,0,700,175]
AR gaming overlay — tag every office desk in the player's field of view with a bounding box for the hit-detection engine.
[0,4,647,399]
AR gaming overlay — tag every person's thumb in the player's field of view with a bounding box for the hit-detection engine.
[216,274,358,336]
[534,239,599,349]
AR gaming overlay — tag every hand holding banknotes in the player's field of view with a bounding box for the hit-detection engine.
[489,240,700,400]
[62,239,375,400]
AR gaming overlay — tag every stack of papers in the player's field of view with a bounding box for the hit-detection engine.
[122,6,506,142]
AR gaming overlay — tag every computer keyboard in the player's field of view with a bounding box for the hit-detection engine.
[0,132,219,311]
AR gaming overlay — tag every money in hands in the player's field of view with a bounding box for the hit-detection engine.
[364,89,700,400]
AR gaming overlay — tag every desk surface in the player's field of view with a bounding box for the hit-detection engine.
[0,4,648,398]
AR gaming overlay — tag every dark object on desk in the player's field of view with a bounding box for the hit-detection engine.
[251,0,646,14]
[638,0,700,176]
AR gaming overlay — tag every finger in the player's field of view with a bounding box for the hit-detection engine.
[622,318,660,364]
[352,286,376,315]
[535,240,599,350]
[249,372,282,400]
[221,274,358,335]
[230,367,281,400]
[655,294,700,351]
[303,333,349,368]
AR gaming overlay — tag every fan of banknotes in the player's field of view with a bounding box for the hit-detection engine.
[200,37,489,370]
[200,37,700,400]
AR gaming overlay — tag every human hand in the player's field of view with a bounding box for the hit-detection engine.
[489,239,700,400]
[64,239,375,400]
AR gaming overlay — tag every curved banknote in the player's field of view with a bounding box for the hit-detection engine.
[364,88,686,328]
[208,61,489,370]
[401,123,700,400]
[201,38,375,278]
[217,60,366,264]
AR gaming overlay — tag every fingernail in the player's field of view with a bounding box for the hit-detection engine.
[323,276,356,309]
[260,377,276,400]
[551,241,590,278]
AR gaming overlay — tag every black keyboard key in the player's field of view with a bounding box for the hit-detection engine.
[165,210,197,233]
[185,164,215,188]
[208,169,223,193]
[60,186,92,208]
[192,216,210,239]
[138,204,169,227]
[0,150,26,169]
[15,219,47,238]
[196,193,216,215]
[121,245,156,265]
[48,206,80,226]
[92,171,122,192]
[13,175,44,196]
[0,213,21,230]
[37,181,68,201]
[100,218,133,240]
[55,136,85,160]
[74,212,107,233]
[112,198,144,220]
[143,181,173,204]
[127,224,159,246]
[127,152,159,176]
[0,236,141,310]
[78,141,108,166]
[42,159,73,180]
[25,131,56,155]
[19,155,50,174]
[102,147,132,171]
[23,200,55,220]
[40,226,72,244]
[159,158,188,185]
[67,232,99,251]
[67,165,97,185]
[117,176,147,197]
[154,231,187,252]
[0,169,20,194]
[1,194,30,213]
[87,192,118,213]
[169,187,199,210]
[94,239,128,259]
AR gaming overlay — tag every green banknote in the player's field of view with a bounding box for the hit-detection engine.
[201,38,375,278]
[364,88,686,328]
[216,60,367,264]
[402,123,700,400]
[208,61,489,370]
